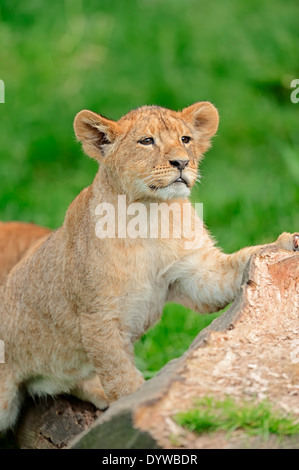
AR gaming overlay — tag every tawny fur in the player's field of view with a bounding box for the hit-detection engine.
[0,102,298,432]
[0,222,51,284]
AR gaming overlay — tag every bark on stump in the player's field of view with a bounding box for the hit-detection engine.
[3,245,299,449]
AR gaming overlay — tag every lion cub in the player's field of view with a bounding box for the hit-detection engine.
[0,102,298,432]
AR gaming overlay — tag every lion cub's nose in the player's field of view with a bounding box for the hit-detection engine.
[169,159,189,171]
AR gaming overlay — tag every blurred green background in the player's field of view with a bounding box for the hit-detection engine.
[0,0,298,378]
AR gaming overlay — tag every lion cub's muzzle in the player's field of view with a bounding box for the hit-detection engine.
[169,159,189,171]
[169,160,190,187]
[170,158,193,186]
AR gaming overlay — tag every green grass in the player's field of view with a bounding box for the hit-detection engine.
[135,304,222,378]
[175,396,299,439]
[0,0,298,376]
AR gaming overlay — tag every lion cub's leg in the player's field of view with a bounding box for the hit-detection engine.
[169,233,299,313]
[0,368,23,433]
[80,313,145,404]
[71,374,109,410]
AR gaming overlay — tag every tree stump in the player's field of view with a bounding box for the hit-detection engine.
[2,245,298,449]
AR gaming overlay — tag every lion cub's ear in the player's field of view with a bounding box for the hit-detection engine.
[181,102,219,137]
[74,110,121,160]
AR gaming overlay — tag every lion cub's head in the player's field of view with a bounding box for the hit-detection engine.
[74,102,218,202]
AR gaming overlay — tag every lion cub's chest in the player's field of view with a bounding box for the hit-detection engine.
[123,274,170,342]
[118,245,177,341]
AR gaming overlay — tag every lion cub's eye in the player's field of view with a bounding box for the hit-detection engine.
[138,137,155,146]
[181,136,192,144]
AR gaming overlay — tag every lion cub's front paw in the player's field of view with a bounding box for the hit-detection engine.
[276,232,299,251]
[105,371,145,403]
[71,375,109,410]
